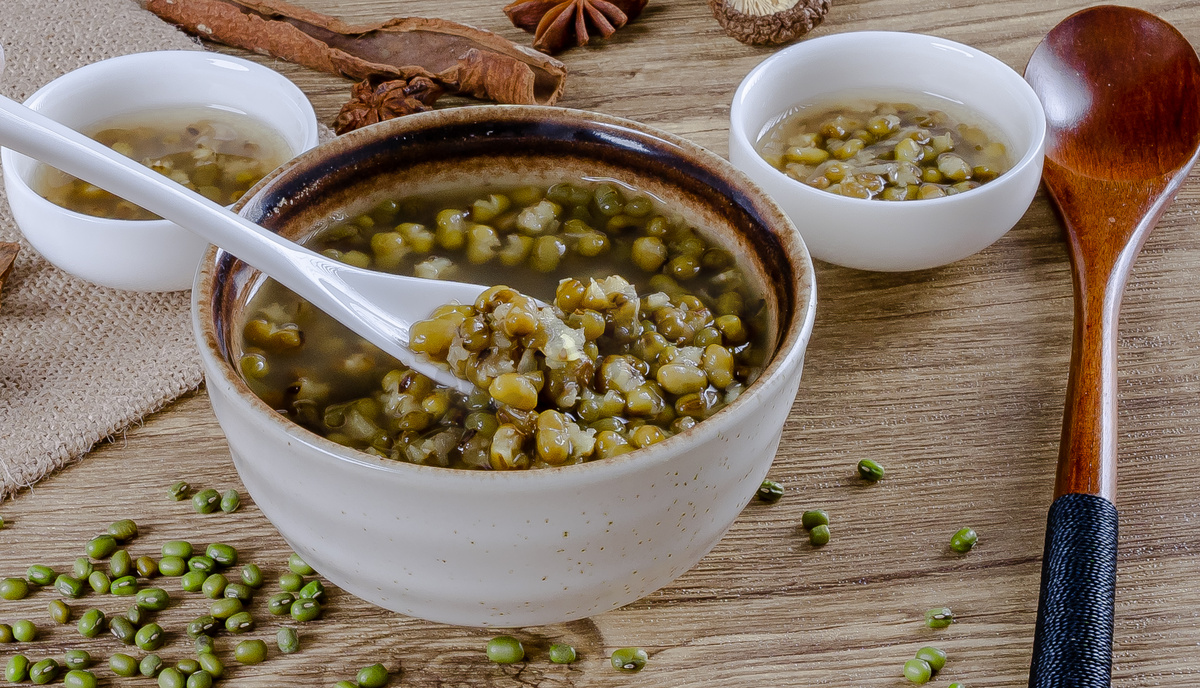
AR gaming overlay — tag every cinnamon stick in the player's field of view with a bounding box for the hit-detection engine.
[145,0,567,106]
[0,242,18,312]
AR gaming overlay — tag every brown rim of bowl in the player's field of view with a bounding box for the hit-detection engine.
[195,104,816,484]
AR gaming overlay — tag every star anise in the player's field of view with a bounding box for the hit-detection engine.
[334,75,446,135]
[504,0,649,55]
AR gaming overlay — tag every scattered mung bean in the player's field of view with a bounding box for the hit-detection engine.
[857,458,885,481]
[6,655,29,682]
[202,573,228,599]
[136,556,159,578]
[241,564,264,588]
[188,556,216,573]
[277,626,300,654]
[141,654,165,677]
[903,658,932,684]
[63,669,99,688]
[0,577,30,600]
[549,643,577,664]
[486,635,525,664]
[137,587,171,611]
[809,523,831,547]
[288,553,314,576]
[78,609,105,638]
[756,479,784,503]
[63,650,92,671]
[234,639,267,664]
[176,658,200,675]
[290,598,321,622]
[220,489,241,513]
[135,622,165,651]
[158,667,185,688]
[225,611,254,633]
[159,556,187,577]
[107,519,139,542]
[925,607,955,629]
[72,557,94,579]
[610,647,649,672]
[950,527,978,553]
[29,658,59,684]
[163,541,194,558]
[55,573,85,598]
[0,623,11,643]
[279,572,304,592]
[193,489,221,514]
[87,571,110,594]
[357,663,389,688]
[206,543,237,567]
[915,646,946,672]
[198,653,223,678]
[168,481,190,501]
[27,564,56,586]
[48,599,71,624]
[85,535,118,559]
[110,549,134,578]
[268,592,295,615]
[801,509,830,530]
[109,616,137,645]
[11,619,36,642]
[111,575,138,596]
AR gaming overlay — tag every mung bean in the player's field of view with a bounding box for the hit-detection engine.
[206,543,237,567]
[137,587,170,611]
[176,658,200,675]
[27,564,56,586]
[140,654,164,677]
[87,570,110,594]
[188,556,216,573]
[0,623,10,643]
[195,635,216,654]
[107,518,139,542]
[268,592,295,615]
[158,667,185,688]
[241,563,264,588]
[925,607,955,629]
[63,669,98,688]
[903,658,932,684]
[915,646,946,672]
[63,650,91,670]
[202,573,227,599]
[29,658,59,684]
[6,654,29,682]
[809,523,831,547]
[357,663,389,688]
[801,509,830,529]
[126,603,147,626]
[288,553,315,575]
[225,611,254,633]
[0,577,29,600]
[857,458,885,481]
[11,619,35,642]
[72,557,94,579]
[55,573,85,598]
[950,527,978,553]
[136,622,165,651]
[187,670,213,688]
[168,481,190,500]
[111,575,138,595]
[279,572,304,592]
[110,549,134,577]
[220,489,241,513]
[48,599,71,624]
[234,639,267,664]
[163,541,194,558]
[298,578,325,601]
[224,582,254,601]
[486,636,524,664]
[78,609,105,638]
[198,653,223,678]
[756,479,784,503]
[290,597,321,622]
[110,616,137,645]
[186,615,218,638]
[85,535,118,559]
[159,556,187,577]
[136,556,159,578]
[276,626,300,654]
[549,643,577,664]
[610,647,648,672]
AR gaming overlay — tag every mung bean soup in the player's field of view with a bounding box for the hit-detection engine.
[236,180,769,470]
[756,94,1011,201]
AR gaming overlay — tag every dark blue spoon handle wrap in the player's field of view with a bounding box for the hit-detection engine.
[1028,493,1118,688]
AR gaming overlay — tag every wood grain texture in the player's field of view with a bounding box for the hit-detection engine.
[3,0,1200,686]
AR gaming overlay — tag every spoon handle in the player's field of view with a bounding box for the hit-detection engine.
[1028,493,1117,688]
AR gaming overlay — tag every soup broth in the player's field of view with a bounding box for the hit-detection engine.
[237,180,770,470]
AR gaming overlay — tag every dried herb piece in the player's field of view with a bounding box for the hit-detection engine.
[334,76,445,135]
[146,0,566,106]
[708,0,830,45]
[504,0,648,55]
[0,242,17,312]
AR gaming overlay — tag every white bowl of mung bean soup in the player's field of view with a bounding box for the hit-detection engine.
[193,106,816,627]
[729,31,1046,272]
[1,50,319,291]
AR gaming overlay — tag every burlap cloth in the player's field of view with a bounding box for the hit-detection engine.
[0,1,216,500]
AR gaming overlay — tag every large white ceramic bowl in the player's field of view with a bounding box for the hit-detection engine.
[193,106,817,627]
[1,51,319,291]
[730,31,1046,272]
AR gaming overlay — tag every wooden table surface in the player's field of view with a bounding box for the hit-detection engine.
[5,0,1200,685]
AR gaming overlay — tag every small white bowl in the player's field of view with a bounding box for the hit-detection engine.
[729,31,1046,272]
[1,51,319,291]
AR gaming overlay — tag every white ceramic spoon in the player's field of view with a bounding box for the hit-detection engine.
[0,94,487,393]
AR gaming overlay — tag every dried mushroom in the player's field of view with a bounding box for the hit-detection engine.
[504,0,649,55]
[708,0,831,46]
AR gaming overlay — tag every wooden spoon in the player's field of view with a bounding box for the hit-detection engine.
[1024,6,1200,686]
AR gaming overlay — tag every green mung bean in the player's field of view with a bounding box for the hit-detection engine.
[809,523,831,547]
[224,582,253,601]
[287,553,315,575]
[357,663,389,688]
[186,670,213,688]
[220,489,241,513]
[549,643,577,664]
[915,646,946,672]
[78,609,105,638]
[276,626,300,654]
[234,639,267,664]
[27,564,56,586]
[279,572,304,592]
[109,549,134,578]
[610,647,648,672]
[211,598,243,619]
[140,654,164,677]
[181,570,207,592]
[186,615,218,638]
[126,603,147,626]
[198,653,223,678]
[925,607,955,629]
[162,541,194,558]
[107,519,139,542]
[6,655,30,682]
[206,543,237,567]
[136,556,159,578]
[72,557,94,579]
[225,611,254,633]
[63,669,99,688]
[335,682,358,688]
[29,658,59,684]
[48,599,71,624]
[241,563,264,588]
[801,509,830,529]
[85,535,118,559]
[11,619,35,642]
[176,658,200,675]
[137,587,171,611]
[756,478,784,503]
[857,458,885,481]
[87,570,110,594]
[486,636,524,664]
[195,635,216,654]
[158,667,185,688]
[193,489,221,514]
[55,573,85,598]
[188,556,216,573]
[0,577,30,600]
[950,527,978,553]
[202,573,227,599]
[111,575,138,595]
[298,579,325,601]
[159,556,187,577]
[268,592,295,615]
[168,481,190,500]
[0,623,11,643]
[290,597,321,622]
[136,622,165,651]
[903,658,932,683]
[109,615,136,645]
[63,650,91,670]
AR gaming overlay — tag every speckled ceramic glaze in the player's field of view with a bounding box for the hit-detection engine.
[192,106,816,627]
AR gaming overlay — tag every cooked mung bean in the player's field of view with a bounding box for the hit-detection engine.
[756,98,1011,201]
[238,180,768,471]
